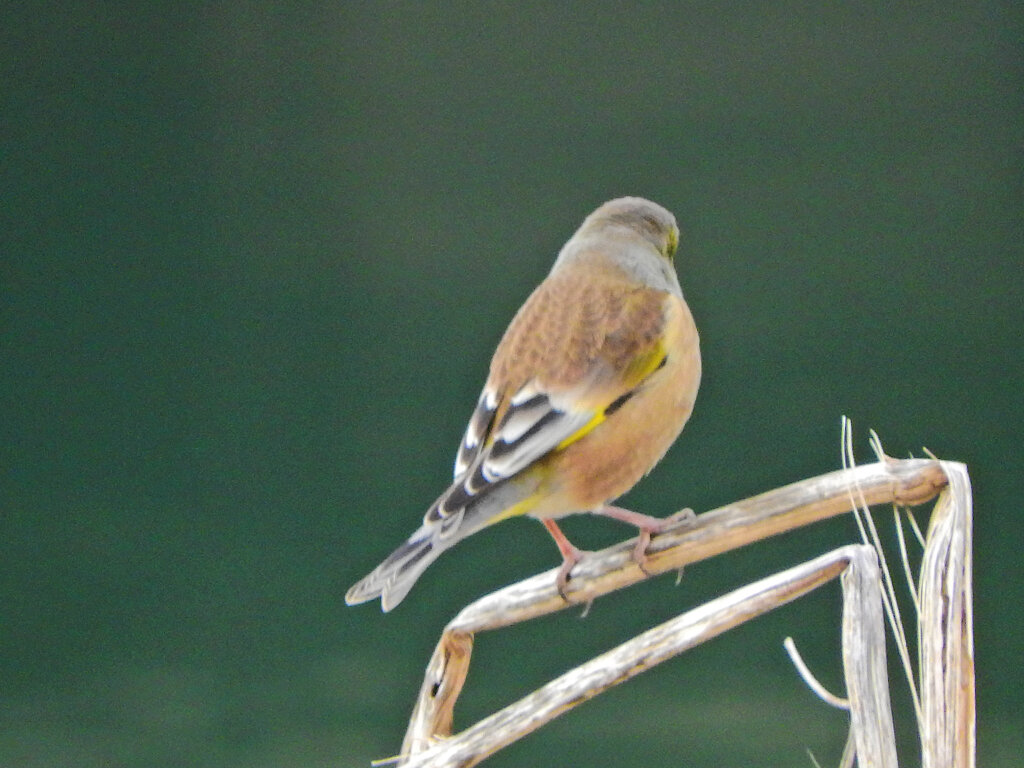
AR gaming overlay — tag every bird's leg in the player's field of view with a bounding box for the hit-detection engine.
[542,519,587,601]
[595,506,696,575]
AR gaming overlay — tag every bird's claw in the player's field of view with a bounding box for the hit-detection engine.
[632,507,696,576]
[665,507,696,526]
[555,557,576,602]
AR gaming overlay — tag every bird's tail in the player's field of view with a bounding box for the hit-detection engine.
[345,518,455,612]
[347,460,543,610]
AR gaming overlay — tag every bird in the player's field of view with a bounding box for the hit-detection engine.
[345,196,701,611]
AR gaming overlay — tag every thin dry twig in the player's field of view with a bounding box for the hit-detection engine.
[784,636,850,710]
[893,506,921,615]
[842,417,924,727]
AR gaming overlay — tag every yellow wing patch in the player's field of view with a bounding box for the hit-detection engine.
[554,340,668,452]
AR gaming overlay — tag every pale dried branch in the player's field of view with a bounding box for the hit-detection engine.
[451,458,944,635]
[401,546,867,768]
[400,458,947,761]
[919,462,975,768]
[841,545,898,768]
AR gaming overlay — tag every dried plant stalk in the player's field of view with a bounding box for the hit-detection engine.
[919,462,975,768]
[398,458,948,762]
[841,546,898,767]
[403,546,890,768]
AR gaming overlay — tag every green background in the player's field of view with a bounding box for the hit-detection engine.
[4,3,1021,766]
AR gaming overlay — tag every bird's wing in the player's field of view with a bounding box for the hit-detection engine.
[433,270,671,526]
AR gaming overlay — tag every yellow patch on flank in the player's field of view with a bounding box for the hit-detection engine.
[621,340,666,389]
[555,412,606,451]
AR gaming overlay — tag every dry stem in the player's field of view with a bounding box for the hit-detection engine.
[398,458,948,762]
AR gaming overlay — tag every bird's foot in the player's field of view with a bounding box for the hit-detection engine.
[597,505,696,575]
[543,519,589,602]
[554,546,585,601]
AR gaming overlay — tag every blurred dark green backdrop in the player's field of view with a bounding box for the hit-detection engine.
[3,3,1021,766]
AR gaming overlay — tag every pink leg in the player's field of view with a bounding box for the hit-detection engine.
[595,506,695,573]
[542,519,587,600]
